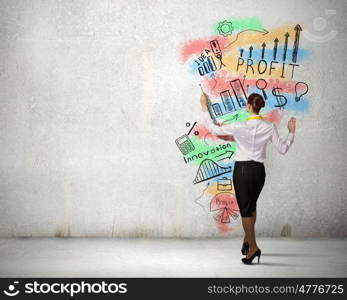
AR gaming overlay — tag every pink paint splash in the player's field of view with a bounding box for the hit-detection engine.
[256,78,308,93]
[201,70,236,97]
[210,193,239,233]
[215,220,233,233]
[262,109,285,125]
[195,124,235,143]
[201,72,306,98]
[179,36,229,63]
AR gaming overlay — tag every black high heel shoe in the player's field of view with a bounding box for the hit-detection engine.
[241,241,249,255]
[241,248,261,264]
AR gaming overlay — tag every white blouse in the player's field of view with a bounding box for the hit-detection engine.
[203,113,295,163]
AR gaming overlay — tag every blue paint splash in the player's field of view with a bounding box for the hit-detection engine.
[248,86,310,112]
[240,46,311,62]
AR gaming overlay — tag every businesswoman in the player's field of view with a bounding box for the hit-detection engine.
[200,92,296,264]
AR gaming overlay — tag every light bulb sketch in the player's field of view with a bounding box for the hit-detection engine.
[294,82,309,102]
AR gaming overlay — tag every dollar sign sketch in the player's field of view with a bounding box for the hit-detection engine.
[272,87,287,110]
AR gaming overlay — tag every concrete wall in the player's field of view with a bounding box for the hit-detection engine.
[0,0,346,237]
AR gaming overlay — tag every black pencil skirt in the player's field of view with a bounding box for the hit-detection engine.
[232,160,266,217]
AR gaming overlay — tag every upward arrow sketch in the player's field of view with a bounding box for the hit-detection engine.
[225,28,269,49]
[283,32,290,61]
[240,48,244,57]
[273,38,279,60]
[261,43,266,59]
[292,24,302,63]
[249,46,253,58]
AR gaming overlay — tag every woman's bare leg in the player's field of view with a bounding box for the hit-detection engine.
[243,234,247,243]
[243,210,256,243]
[241,214,259,258]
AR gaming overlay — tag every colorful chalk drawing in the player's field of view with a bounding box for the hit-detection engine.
[175,17,311,233]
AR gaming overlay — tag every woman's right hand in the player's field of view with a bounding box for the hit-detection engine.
[200,93,209,112]
[288,117,296,134]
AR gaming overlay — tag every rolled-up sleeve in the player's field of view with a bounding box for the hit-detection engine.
[270,124,295,154]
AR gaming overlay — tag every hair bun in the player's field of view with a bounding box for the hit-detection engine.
[256,97,265,108]
[247,93,265,113]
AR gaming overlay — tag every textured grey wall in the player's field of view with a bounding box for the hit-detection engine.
[0,0,346,237]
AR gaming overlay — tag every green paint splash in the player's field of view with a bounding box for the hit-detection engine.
[183,136,236,166]
[212,17,265,36]
[219,110,249,124]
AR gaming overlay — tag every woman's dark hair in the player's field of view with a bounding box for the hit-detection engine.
[247,93,265,113]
